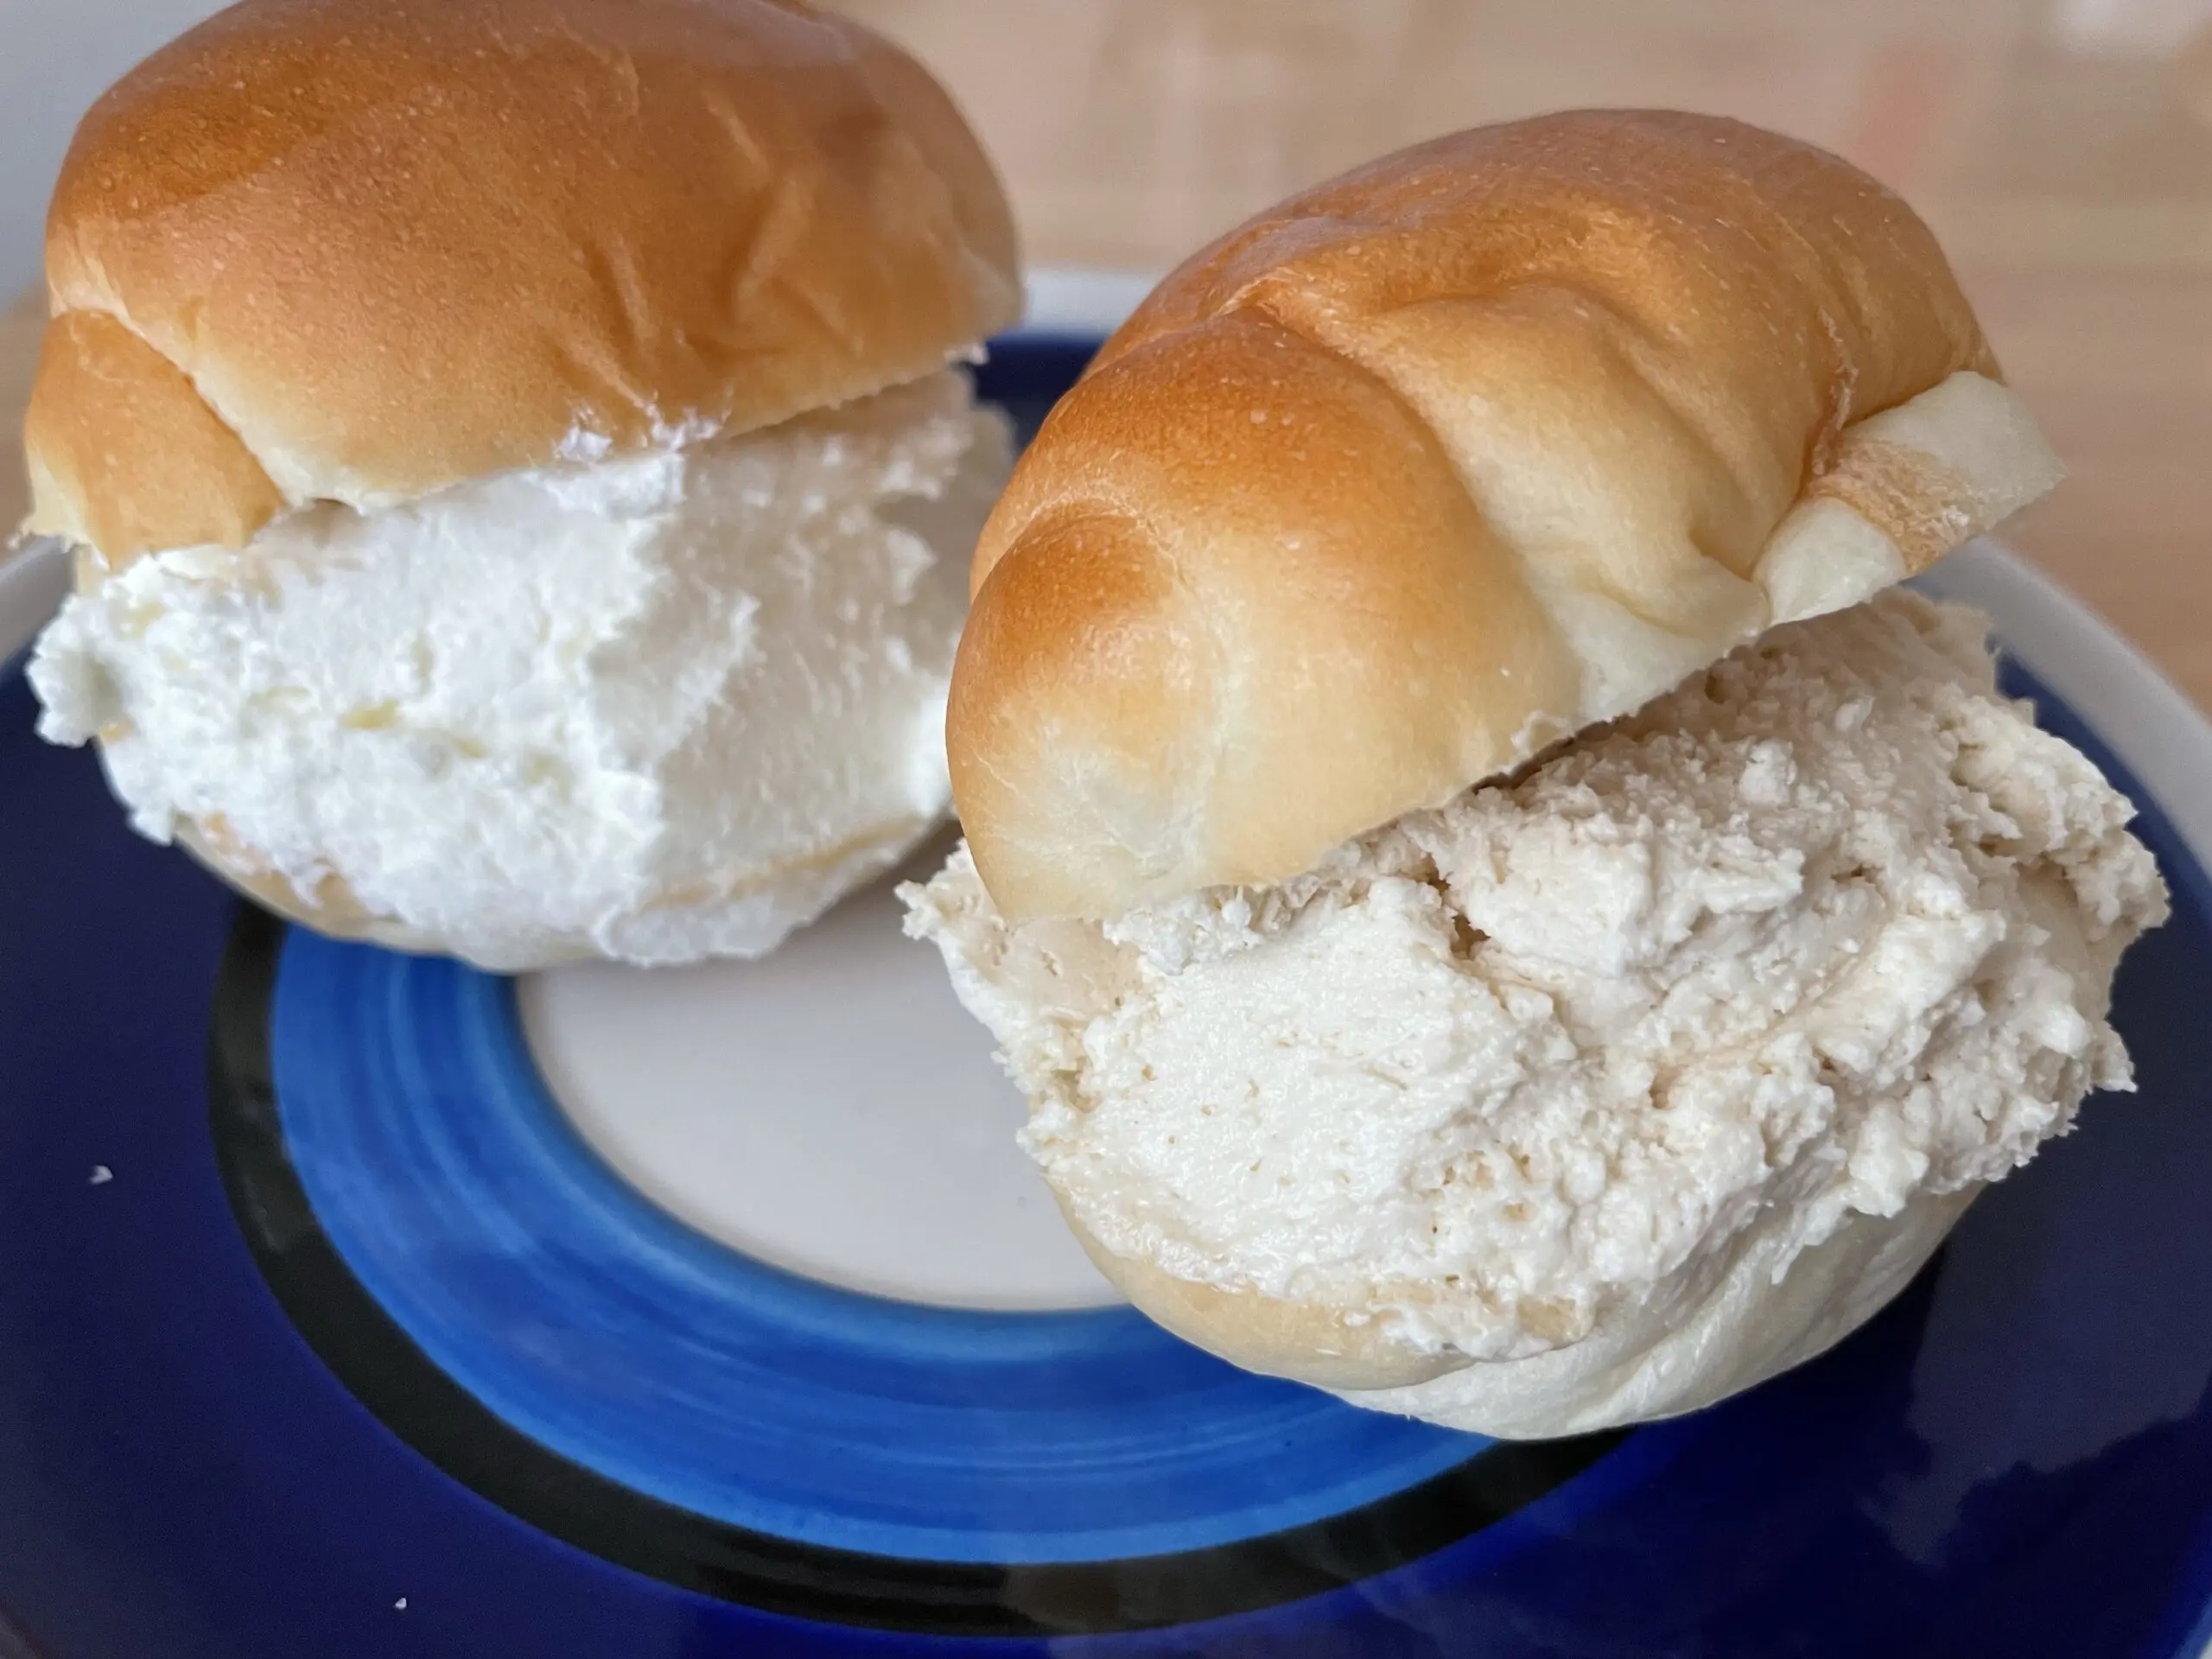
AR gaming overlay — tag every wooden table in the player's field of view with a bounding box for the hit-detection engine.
[10,0,2212,701]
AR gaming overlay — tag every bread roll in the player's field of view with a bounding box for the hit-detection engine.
[950,110,2059,922]
[25,0,1020,564]
[906,112,2157,1440]
[23,0,1020,970]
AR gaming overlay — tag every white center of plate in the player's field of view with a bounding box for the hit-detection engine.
[518,833,1120,1312]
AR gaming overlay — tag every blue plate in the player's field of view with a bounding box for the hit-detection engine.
[2,334,2211,1658]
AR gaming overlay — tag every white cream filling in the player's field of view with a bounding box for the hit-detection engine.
[907,591,2168,1371]
[32,370,1011,971]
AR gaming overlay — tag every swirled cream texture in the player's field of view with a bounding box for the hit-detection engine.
[906,592,2167,1390]
[33,371,1010,970]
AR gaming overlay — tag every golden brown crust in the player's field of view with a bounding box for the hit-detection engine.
[27,0,1019,557]
[25,313,284,563]
[951,111,2062,920]
[951,308,1581,912]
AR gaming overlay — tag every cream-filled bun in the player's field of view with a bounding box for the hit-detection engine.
[906,112,2170,1438]
[23,0,1020,970]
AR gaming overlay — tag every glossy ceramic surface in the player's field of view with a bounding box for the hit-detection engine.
[1,338,2210,1657]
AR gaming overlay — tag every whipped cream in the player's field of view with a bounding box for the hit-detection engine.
[907,592,2168,1408]
[34,370,1011,970]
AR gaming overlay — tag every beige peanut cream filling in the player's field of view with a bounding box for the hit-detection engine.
[906,591,2167,1370]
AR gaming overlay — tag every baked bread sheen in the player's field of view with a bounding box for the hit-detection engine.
[950,110,2061,921]
[24,0,1019,563]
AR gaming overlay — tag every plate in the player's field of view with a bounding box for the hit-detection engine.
[2,330,2211,1658]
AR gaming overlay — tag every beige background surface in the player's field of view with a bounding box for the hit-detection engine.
[7,0,2212,702]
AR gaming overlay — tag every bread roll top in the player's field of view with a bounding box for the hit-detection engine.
[951,110,2061,921]
[26,0,1020,563]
